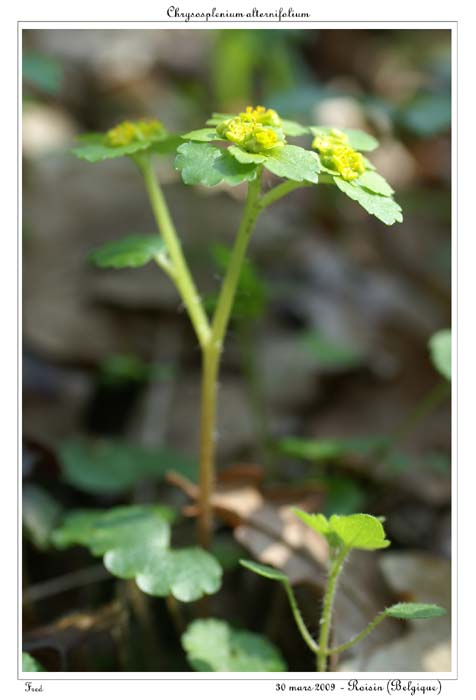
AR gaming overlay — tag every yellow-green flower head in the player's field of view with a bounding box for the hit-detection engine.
[216,106,285,153]
[106,119,166,147]
[239,105,282,128]
[312,128,365,181]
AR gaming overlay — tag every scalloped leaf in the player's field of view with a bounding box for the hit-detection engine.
[385,603,446,620]
[52,505,222,602]
[227,146,267,165]
[356,170,394,196]
[240,559,288,582]
[281,119,310,137]
[334,177,403,225]
[182,128,221,142]
[22,652,46,673]
[175,142,258,187]
[136,548,222,602]
[429,329,451,381]
[182,618,287,671]
[59,437,197,495]
[262,145,320,183]
[89,234,166,269]
[71,134,151,162]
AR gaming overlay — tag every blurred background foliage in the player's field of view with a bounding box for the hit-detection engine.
[22,28,451,673]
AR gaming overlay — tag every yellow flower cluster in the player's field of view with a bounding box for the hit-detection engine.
[106,119,166,147]
[216,105,285,153]
[312,128,365,181]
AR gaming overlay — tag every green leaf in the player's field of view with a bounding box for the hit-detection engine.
[182,128,221,142]
[292,509,330,536]
[206,113,236,126]
[342,128,379,152]
[227,145,267,165]
[329,514,390,550]
[89,234,166,269]
[278,435,388,462]
[334,177,403,225]
[71,134,151,163]
[136,548,222,602]
[22,484,63,550]
[385,602,446,620]
[52,505,222,602]
[310,126,379,152]
[281,119,310,136]
[240,559,288,582]
[175,142,258,187]
[59,437,197,495]
[22,652,46,673]
[262,145,320,183]
[356,170,394,196]
[429,329,451,381]
[292,511,390,551]
[182,618,287,671]
[301,330,364,369]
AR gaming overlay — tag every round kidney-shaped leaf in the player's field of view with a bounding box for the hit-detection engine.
[22,652,45,672]
[182,618,287,671]
[429,329,451,381]
[52,505,222,603]
[136,548,222,602]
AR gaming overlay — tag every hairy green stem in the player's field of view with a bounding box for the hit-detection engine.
[140,157,211,349]
[327,610,388,656]
[283,580,319,654]
[317,547,348,672]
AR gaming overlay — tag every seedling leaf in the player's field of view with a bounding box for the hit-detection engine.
[429,329,451,380]
[329,514,390,551]
[240,559,288,582]
[22,652,46,672]
[292,509,330,536]
[334,177,403,225]
[89,234,166,269]
[292,510,390,551]
[385,603,447,620]
[52,505,222,602]
[182,618,287,671]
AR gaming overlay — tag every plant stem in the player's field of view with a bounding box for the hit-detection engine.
[210,170,263,349]
[283,580,319,655]
[139,157,211,349]
[317,546,348,672]
[327,610,388,656]
[259,180,311,210]
[196,169,264,549]
[197,345,220,549]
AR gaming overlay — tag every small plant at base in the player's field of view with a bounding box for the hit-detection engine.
[240,510,446,672]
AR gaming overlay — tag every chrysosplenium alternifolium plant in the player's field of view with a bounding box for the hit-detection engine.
[56,106,445,671]
[70,105,402,547]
